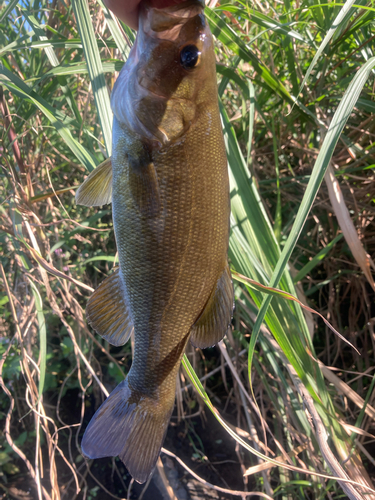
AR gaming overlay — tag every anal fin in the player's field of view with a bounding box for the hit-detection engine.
[86,268,134,346]
[76,157,112,207]
[190,262,234,349]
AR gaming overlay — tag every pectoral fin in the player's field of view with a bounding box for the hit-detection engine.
[128,158,161,218]
[86,268,134,346]
[190,263,234,349]
[75,157,112,207]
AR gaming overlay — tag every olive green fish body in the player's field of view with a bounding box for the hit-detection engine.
[112,106,229,392]
[79,0,233,484]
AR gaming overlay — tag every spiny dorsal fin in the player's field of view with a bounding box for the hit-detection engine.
[76,157,112,207]
[190,262,234,349]
[86,268,134,346]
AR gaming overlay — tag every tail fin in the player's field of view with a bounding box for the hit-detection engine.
[81,378,174,484]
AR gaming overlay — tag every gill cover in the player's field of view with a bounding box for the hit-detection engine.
[111,0,215,145]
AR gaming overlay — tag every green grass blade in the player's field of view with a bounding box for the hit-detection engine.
[0,67,97,171]
[0,0,19,22]
[73,0,112,156]
[271,118,282,243]
[251,56,375,372]
[26,60,124,82]
[246,80,255,166]
[0,37,121,56]
[181,353,305,464]
[0,38,81,56]
[216,4,309,43]
[0,32,35,57]
[97,0,130,59]
[351,374,375,443]
[22,10,82,123]
[294,233,344,283]
[206,7,295,104]
[216,63,248,99]
[182,354,353,482]
[222,85,326,404]
[29,281,46,401]
[332,1,374,46]
[0,65,76,125]
[233,271,355,351]
[297,0,358,97]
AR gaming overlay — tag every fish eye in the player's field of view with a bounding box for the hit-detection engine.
[180,45,200,69]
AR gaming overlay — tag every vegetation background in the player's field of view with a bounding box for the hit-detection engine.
[1,0,375,498]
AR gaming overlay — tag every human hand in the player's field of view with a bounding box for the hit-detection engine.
[103,0,187,30]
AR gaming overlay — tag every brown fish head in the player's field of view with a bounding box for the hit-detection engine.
[111,0,217,146]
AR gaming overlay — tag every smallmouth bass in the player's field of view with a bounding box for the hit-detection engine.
[76,0,233,484]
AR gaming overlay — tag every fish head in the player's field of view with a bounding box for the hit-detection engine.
[111,0,216,146]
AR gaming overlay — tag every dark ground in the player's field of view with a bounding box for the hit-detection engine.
[2,371,261,500]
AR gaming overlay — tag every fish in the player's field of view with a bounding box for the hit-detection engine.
[76,0,234,484]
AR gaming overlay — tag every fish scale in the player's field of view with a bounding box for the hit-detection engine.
[76,0,234,484]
